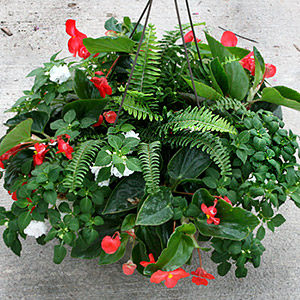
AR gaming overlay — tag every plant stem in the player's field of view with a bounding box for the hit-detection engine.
[173,190,194,196]
[197,248,203,268]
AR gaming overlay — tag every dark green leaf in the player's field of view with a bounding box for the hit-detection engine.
[18,212,31,231]
[53,244,67,264]
[218,261,231,276]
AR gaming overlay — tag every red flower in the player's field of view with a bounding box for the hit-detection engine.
[95,71,104,76]
[103,111,117,124]
[201,200,220,225]
[92,115,104,127]
[239,52,276,78]
[215,195,232,206]
[140,253,156,267]
[66,19,91,59]
[150,268,190,288]
[221,31,238,47]
[101,232,121,254]
[90,77,112,98]
[191,267,215,286]
[264,63,277,78]
[33,143,49,166]
[56,135,74,160]
[122,260,137,275]
[0,144,28,169]
[8,190,18,201]
[184,30,201,43]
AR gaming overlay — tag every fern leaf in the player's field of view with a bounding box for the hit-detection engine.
[63,140,102,191]
[138,141,161,194]
[161,106,237,135]
[208,97,247,112]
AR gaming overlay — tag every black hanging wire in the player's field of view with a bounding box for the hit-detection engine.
[107,0,151,81]
[114,0,153,125]
[185,0,203,68]
[174,0,199,107]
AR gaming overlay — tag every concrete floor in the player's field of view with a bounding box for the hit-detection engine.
[0,0,299,299]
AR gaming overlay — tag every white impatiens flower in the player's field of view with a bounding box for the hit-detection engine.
[49,65,71,84]
[90,165,103,178]
[111,166,123,178]
[123,130,140,140]
[123,166,134,177]
[98,179,110,187]
[24,221,47,238]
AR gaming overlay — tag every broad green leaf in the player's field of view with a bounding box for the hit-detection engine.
[132,241,149,274]
[136,187,174,226]
[73,69,102,99]
[253,47,265,87]
[5,111,49,133]
[0,119,33,156]
[183,77,222,101]
[144,223,196,274]
[260,87,300,111]
[103,173,145,214]
[98,234,129,265]
[43,190,57,205]
[217,261,231,276]
[209,57,229,95]
[18,211,32,231]
[121,214,136,231]
[83,36,136,53]
[205,32,233,62]
[224,61,249,100]
[274,86,300,103]
[53,244,67,264]
[192,189,259,240]
[167,147,211,181]
[227,47,250,60]
[63,99,108,121]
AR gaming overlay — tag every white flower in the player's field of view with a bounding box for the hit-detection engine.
[124,166,134,177]
[24,221,47,238]
[111,166,123,178]
[123,130,140,140]
[98,179,110,187]
[90,166,103,178]
[49,65,71,84]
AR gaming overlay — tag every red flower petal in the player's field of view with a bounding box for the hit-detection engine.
[201,203,209,215]
[184,30,195,43]
[122,260,136,276]
[264,63,276,78]
[150,270,168,284]
[101,232,121,254]
[103,111,117,124]
[92,115,104,127]
[66,19,77,37]
[221,31,238,47]
[192,276,208,286]
[140,253,156,267]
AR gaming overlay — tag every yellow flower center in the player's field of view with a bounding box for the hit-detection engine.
[206,214,210,219]
[168,274,173,279]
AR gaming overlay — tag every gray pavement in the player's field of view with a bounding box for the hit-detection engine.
[0,1,299,299]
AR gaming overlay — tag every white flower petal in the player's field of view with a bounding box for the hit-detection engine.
[24,221,47,238]
[49,65,71,84]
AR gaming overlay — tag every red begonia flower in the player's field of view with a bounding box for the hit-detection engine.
[95,71,105,76]
[201,200,220,225]
[240,52,276,78]
[90,77,112,98]
[8,190,18,201]
[264,63,277,78]
[92,115,104,127]
[101,232,121,254]
[150,268,190,288]
[140,253,156,267]
[103,111,117,124]
[66,19,91,59]
[184,30,201,43]
[33,143,49,166]
[122,260,137,275]
[0,144,29,169]
[191,267,215,286]
[221,31,238,47]
[56,135,74,160]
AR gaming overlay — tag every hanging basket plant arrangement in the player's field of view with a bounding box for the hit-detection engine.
[0,0,299,289]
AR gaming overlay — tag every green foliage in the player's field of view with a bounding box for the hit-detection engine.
[63,140,102,191]
[138,141,161,194]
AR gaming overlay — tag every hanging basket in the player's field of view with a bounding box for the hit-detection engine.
[0,0,299,289]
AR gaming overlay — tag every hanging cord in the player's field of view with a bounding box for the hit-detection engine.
[174,0,199,107]
[107,0,151,80]
[185,0,203,68]
[114,0,153,125]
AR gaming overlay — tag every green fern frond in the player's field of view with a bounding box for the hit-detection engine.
[130,24,161,95]
[114,95,162,121]
[138,141,161,194]
[167,131,232,176]
[161,106,237,135]
[63,140,102,191]
[208,97,247,112]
